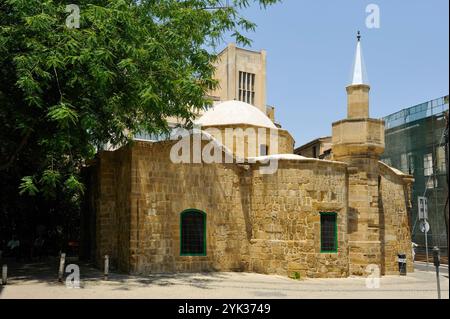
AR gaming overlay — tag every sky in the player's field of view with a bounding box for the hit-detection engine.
[219,0,449,146]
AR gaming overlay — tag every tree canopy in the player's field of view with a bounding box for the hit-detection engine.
[0,0,280,202]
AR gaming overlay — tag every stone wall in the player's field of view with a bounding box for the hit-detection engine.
[379,162,414,274]
[93,148,132,272]
[247,160,348,278]
[128,140,250,274]
[89,140,413,278]
[332,114,386,276]
[346,84,370,119]
[341,156,383,276]
[91,141,349,278]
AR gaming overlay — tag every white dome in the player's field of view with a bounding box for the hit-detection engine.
[195,100,277,129]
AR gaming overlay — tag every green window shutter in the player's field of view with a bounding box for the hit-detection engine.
[320,213,338,253]
[180,210,206,256]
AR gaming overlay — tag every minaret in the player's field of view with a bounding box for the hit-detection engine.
[332,32,385,276]
[347,31,370,118]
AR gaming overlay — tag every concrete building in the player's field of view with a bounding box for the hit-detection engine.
[209,43,268,116]
[295,137,332,159]
[85,34,414,278]
[381,96,449,254]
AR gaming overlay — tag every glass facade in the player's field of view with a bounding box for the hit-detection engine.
[134,124,179,142]
[381,95,449,255]
[134,131,171,142]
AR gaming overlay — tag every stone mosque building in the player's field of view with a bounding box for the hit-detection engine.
[84,35,414,278]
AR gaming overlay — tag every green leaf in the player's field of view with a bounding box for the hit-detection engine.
[40,169,61,189]
[47,102,79,128]
[19,176,39,196]
[64,175,85,195]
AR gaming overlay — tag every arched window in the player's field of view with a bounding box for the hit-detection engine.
[180,210,206,256]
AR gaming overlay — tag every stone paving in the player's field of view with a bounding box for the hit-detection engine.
[0,260,448,299]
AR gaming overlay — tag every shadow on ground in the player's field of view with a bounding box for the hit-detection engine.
[0,258,236,292]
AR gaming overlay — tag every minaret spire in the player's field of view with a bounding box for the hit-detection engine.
[351,31,368,85]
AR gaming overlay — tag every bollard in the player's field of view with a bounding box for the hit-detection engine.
[104,255,109,280]
[397,253,407,276]
[432,247,441,299]
[2,265,7,285]
[58,253,66,282]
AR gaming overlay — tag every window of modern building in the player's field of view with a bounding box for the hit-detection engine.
[180,210,206,256]
[320,213,337,253]
[423,153,437,189]
[423,153,433,177]
[425,177,437,189]
[238,71,256,105]
[407,153,415,175]
[437,147,446,173]
[399,153,416,175]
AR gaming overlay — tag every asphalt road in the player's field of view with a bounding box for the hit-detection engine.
[414,261,449,275]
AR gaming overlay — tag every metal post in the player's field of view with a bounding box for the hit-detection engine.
[425,227,429,271]
[444,112,449,275]
[2,265,7,285]
[104,255,109,280]
[433,246,441,299]
[436,265,441,300]
[58,253,66,282]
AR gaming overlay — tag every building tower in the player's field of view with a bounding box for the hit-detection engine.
[208,43,269,117]
[332,32,386,275]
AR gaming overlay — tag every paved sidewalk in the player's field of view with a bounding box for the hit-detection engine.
[414,261,448,274]
[0,261,448,299]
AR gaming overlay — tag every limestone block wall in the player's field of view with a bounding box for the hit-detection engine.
[91,141,349,278]
[378,162,414,274]
[346,84,370,119]
[278,130,295,154]
[247,160,349,278]
[94,148,132,272]
[332,118,385,158]
[128,140,252,274]
[343,156,383,276]
[90,140,414,279]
